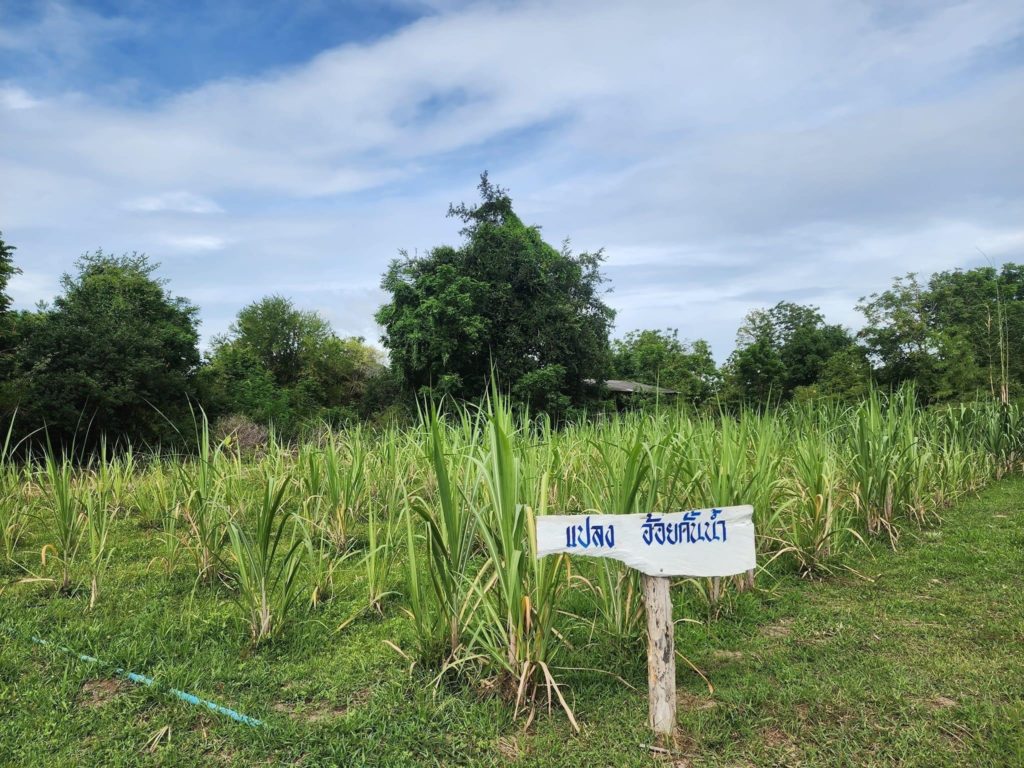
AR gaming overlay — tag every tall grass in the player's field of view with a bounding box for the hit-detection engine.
[577,425,649,639]
[781,432,857,576]
[225,473,305,642]
[321,429,365,551]
[410,403,478,656]
[40,449,85,593]
[0,421,26,563]
[82,483,115,609]
[178,414,227,583]
[4,386,1022,727]
[464,392,575,727]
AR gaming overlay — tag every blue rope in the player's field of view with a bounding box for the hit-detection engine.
[27,634,263,727]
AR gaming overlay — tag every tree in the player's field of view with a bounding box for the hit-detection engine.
[224,295,332,388]
[611,329,719,405]
[724,301,852,404]
[723,334,786,405]
[816,345,873,401]
[201,296,387,431]
[859,265,1024,403]
[376,173,615,411]
[924,265,1024,402]
[197,342,290,427]
[14,252,200,448]
[857,274,961,402]
[0,233,23,403]
[0,232,20,316]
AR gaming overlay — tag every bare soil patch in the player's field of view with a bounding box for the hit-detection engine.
[272,688,371,724]
[79,677,127,707]
[711,649,745,662]
[677,691,717,711]
[762,618,794,638]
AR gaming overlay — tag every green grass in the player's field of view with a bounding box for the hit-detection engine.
[1,477,1022,766]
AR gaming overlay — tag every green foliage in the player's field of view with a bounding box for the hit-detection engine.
[200,295,387,434]
[611,328,718,405]
[376,173,614,413]
[0,419,25,562]
[467,389,573,727]
[1,385,1022,745]
[0,232,20,316]
[410,403,478,657]
[225,473,305,642]
[724,301,853,405]
[4,475,1024,765]
[178,412,228,583]
[0,233,22,401]
[816,345,873,401]
[82,482,115,610]
[781,432,856,576]
[13,251,200,449]
[230,295,331,387]
[40,448,86,593]
[858,274,951,401]
[859,266,1024,403]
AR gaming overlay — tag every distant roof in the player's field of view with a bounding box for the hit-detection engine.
[586,379,679,395]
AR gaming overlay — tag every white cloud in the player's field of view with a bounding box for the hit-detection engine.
[0,0,1021,358]
[161,234,229,252]
[0,1,140,66]
[0,86,40,110]
[123,192,223,214]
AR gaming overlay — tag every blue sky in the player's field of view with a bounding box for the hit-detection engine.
[2,0,1023,361]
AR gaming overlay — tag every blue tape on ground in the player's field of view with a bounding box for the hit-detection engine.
[28,634,263,727]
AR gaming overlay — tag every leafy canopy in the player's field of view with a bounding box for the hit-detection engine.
[14,251,200,448]
[611,329,718,406]
[375,173,615,412]
[858,265,1024,403]
[0,232,23,396]
[724,301,853,404]
[201,295,385,431]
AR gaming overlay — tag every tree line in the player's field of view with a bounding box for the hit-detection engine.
[1,173,1020,449]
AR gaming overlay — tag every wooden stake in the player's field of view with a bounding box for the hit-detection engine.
[642,574,676,740]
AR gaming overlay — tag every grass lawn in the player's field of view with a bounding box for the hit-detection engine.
[2,477,1023,767]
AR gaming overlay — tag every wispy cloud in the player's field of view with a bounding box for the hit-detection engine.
[0,86,40,110]
[161,234,229,252]
[123,192,223,214]
[0,1,141,81]
[0,0,1021,358]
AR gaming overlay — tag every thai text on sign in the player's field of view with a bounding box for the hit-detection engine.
[535,505,755,577]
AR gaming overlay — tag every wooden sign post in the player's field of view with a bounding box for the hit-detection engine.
[643,573,676,736]
[536,506,756,740]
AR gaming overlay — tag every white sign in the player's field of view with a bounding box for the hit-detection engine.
[536,505,755,577]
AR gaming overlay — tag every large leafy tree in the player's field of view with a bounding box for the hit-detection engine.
[15,252,200,447]
[225,295,332,387]
[0,232,19,316]
[611,329,719,405]
[857,274,946,399]
[724,301,853,403]
[376,173,615,411]
[201,295,384,430]
[0,233,22,400]
[860,266,1024,403]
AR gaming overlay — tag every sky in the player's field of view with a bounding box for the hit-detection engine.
[1,0,1023,361]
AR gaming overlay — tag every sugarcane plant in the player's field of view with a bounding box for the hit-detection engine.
[0,418,26,564]
[225,472,305,643]
[465,391,575,729]
[178,412,228,583]
[82,483,115,609]
[40,448,86,593]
